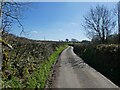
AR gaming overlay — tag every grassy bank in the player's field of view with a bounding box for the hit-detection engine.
[72,44,120,87]
[3,45,67,88]
[26,45,67,88]
[2,33,67,88]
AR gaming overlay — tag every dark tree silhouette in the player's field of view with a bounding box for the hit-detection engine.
[65,39,69,42]
[83,5,116,44]
[118,1,120,44]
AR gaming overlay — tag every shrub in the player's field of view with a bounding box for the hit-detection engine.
[2,33,67,88]
[73,44,120,86]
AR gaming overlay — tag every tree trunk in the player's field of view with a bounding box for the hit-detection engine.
[118,2,120,44]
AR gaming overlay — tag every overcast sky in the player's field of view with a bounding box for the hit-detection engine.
[10,2,117,41]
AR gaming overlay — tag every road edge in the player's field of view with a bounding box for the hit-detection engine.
[45,46,68,88]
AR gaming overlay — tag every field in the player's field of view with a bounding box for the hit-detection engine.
[70,43,120,87]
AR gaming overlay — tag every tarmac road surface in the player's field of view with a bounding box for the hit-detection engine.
[53,46,119,88]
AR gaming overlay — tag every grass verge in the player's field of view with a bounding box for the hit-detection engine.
[25,45,67,88]
[2,45,67,89]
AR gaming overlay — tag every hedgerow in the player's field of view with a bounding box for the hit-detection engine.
[73,44,120,87]
[2,33,67,88]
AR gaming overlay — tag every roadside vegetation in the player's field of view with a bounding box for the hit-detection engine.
[70,43,120,87]
[1,1,67,88]
[2,33,67,88]
[1,1,120,88]
[69,2,120,87]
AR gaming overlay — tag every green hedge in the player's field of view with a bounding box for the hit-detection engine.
[73,44,120,87]
[2,45,67,88]
[2,33,67,88]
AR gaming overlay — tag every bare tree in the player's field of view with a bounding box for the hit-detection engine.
[1,1,24,37]
[118,1,120,44]
[83,5,116,44]
[0,1,24,72]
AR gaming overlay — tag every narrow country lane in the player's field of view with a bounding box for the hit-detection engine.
[53,46,119,88]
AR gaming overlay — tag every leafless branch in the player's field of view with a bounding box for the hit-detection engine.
[83,5,116,44]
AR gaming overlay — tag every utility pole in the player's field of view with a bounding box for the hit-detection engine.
[44,37,46,41]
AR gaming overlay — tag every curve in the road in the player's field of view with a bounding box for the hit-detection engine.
[53,46,119,88]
